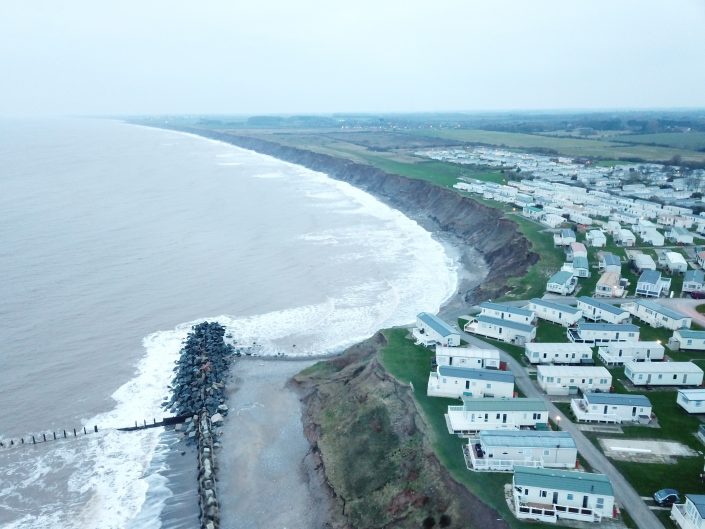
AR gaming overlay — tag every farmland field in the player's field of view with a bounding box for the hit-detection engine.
[399,128,705,163]
[612,132,705,151]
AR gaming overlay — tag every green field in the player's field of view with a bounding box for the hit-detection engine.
[613,132,705,151]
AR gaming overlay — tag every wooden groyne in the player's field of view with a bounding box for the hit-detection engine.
[0,424,99,449]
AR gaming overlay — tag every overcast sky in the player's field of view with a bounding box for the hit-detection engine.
[2,0,704,116]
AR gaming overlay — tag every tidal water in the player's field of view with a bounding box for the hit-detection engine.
[0,118,459,528]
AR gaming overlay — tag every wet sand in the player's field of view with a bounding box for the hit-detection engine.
[218,359,331,529]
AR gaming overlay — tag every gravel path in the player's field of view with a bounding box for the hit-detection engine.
[217,359,331,529]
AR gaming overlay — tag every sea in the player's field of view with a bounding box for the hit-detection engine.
[0,118,459,528]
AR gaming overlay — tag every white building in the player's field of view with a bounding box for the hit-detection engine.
[465,430,577,472]
[527,298,582,327]
[554,228,576,246]
[464,315,536,345]
[595,271,625,298]
[586,229,606,248]
[616,228,636,246]
[567,242,588,260]
[664,251,688,274]
[634,253,657,272]
[445,397,549,434]
[676,389,705,414]
[683,270,705,294]
[571,392,652,424]
[477,302,535,325]
[525,343,594,365]
[536,365,612,395]
[427,365,515,399]
[672,330,705,351]
[414,312,461,347]
[671,494,705,529]
[624,360,704,387]
[597,341,665,366]
[546,270,577,296]
[599,252,622,273]
[513,466,615,524]
[641,227,665,246]
[434,345,500,370]
[621,300,691,330]
[635,270,671,298]
[568,256,590,278]
[605,220,621,236]
[577,297,630,324]
[568,322,640,344]
[668,226,694,245]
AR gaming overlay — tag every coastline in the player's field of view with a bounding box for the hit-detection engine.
[126,123,536,528]
[138,124,537,317]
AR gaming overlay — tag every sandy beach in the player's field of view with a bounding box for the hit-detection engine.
[217,359,332,529]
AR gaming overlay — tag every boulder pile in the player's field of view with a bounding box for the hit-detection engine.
[163,321,234,426]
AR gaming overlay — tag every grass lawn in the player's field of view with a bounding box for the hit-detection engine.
[697,305,705,314]
[379,328,559,529]
[498,215,565,301]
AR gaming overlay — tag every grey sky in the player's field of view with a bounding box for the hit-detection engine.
[2,0,704,116]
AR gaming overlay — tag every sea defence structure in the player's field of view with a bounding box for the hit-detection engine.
[164,321,235,529]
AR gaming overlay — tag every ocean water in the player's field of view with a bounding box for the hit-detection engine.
[0,118,459,528]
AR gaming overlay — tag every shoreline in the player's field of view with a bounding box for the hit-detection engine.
[136,123,537,315]
[128,123,537,528]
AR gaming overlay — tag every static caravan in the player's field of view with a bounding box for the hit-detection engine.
[571,392,652,424]
[667,226,694,245]
[577,297,630,324]
[683,270,705,294]
[671,495,705,529]
[546,270,577,296]
[567,323,640,344]
[617,228,636,246]
[635,270,671,298]
[477,302,535,325]
[445,397,548,434]
[524,343,594,365]
[641,227,665,246]
[554,229,576,246]
[598,252,621,273]
[595,271,625,298]
[513,467,615,524]
[570,256,590,278]
[414,312,460,347]
[597,341,665,366]
[624,360,704,387]
[672,330,705,351]
[664,251,688,274]
[567,242,587,261]
[465,430,577,472]
[536,365,612,396]
[586,229,606,248]
[527,298,582,327]
[676,389,705,414]
[427,366,515,399]
[464,315,536,345]
[435,345,500,370]
[634,253,657,272]
[621,300,691,330]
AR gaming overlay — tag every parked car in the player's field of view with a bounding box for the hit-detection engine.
[653,488,681,506]
[691,291,705,300]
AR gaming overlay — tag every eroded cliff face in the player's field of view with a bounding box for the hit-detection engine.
[293,333,510,529]
[177,129,537,303]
